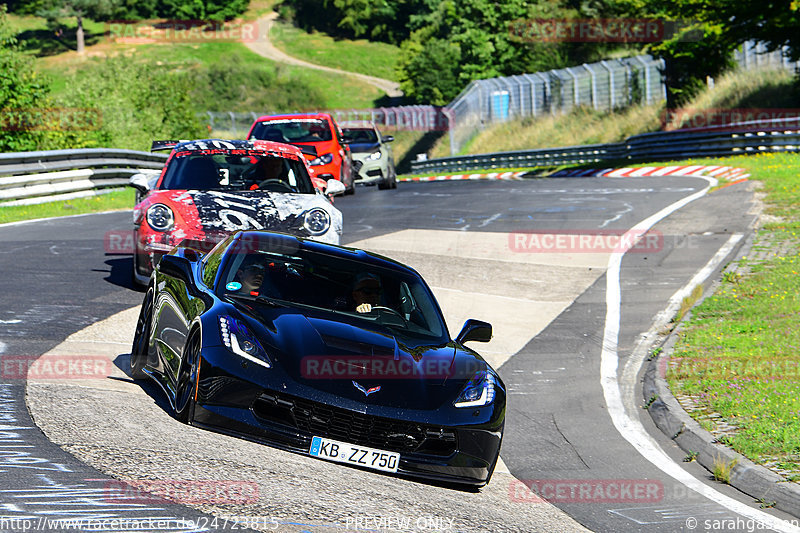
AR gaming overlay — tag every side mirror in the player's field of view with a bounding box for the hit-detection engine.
[129,173,152,194]
[158,254,194,283]
[383,135,394,143]
[325,179,346,196]
[456,319,492,344]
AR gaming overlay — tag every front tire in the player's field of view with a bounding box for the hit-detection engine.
[174,329,201,423]
[130,288,153,379]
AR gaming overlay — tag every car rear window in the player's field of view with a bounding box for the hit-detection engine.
[250,119,333,143]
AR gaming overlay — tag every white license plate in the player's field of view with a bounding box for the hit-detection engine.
[309,436,400,473]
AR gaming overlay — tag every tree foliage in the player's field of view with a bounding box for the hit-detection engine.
[0,4,51,151]
[9,0,249,21]
[56,58,205,150]
[278,0,800,106]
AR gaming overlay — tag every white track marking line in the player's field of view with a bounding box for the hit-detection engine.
[601,175,800,532]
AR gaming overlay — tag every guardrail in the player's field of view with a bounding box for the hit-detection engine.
[0,148,166,206]
[411,117,800,174]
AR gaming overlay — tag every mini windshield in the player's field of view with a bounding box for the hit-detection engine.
[220,240,448,343]
[250,119,333,143]
[342,128,379,144]
[160,151,315,194]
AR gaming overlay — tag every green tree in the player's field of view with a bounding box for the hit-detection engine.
[660,0,800,60]
[38,0,119,54]
[56,58,205,150]
[157,0,250,22]
[398,37,461,104]
[0,5,51,151]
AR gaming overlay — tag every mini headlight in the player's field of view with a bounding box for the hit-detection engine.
[219,315,271,368]
[310,153,334,166]
[303,208,331,236]
[367,151,382,161]
[146,204,174,232]
[454,370,496,408]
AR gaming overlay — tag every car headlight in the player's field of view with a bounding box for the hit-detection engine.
[367,150,382,161]
[219,315,271,368]
[310,153,334,166]
[303,208,331,236]
[146,204,174,232]
[454,370,496,408]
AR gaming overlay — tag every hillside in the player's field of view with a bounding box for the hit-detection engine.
[430,68,799,159]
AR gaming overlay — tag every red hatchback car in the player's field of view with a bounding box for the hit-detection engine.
[247,113,355,195]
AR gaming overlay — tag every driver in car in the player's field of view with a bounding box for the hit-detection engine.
[246,157,285,190]
[352,273,382,313]
[233,255,265,294]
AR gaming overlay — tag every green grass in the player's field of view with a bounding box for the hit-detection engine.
[269,20,400,82]
[7,12,106,56]
[0,189,135,224]
[36,41,383,112]
[663,152,800,478]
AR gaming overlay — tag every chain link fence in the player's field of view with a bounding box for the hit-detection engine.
[203,107,451,139]
[444,54,666,154]
[735,41,800,71]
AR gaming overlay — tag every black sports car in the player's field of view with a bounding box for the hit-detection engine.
[131,230,505,486]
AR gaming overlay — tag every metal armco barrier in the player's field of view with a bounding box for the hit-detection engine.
[0,148,167,206]
[411,117,800,174]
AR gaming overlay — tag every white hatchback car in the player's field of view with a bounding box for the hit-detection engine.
[340,121,397,190]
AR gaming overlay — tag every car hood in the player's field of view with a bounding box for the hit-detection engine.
[245,307,484,410]
[142,189,341,241]
[348,142,381,154]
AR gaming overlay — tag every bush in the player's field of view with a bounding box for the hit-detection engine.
[190,56,327,112]
[0,4,53,152]
[54,57,205,150]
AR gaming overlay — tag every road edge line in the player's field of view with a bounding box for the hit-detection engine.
[600,174,800,532]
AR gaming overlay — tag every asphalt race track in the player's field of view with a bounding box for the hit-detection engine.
[3,176,800,532]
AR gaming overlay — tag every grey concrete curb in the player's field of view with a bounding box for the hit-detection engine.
[643,232,800,517]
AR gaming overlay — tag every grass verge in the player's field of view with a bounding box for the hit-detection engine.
[269,20,400,82]
[0,189,135,224]
[662,152,800,481]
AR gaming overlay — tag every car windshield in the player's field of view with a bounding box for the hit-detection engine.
[160,150,315,194]
[250,119,333,143]
[342,128,379,144]
[220,241,448,343]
